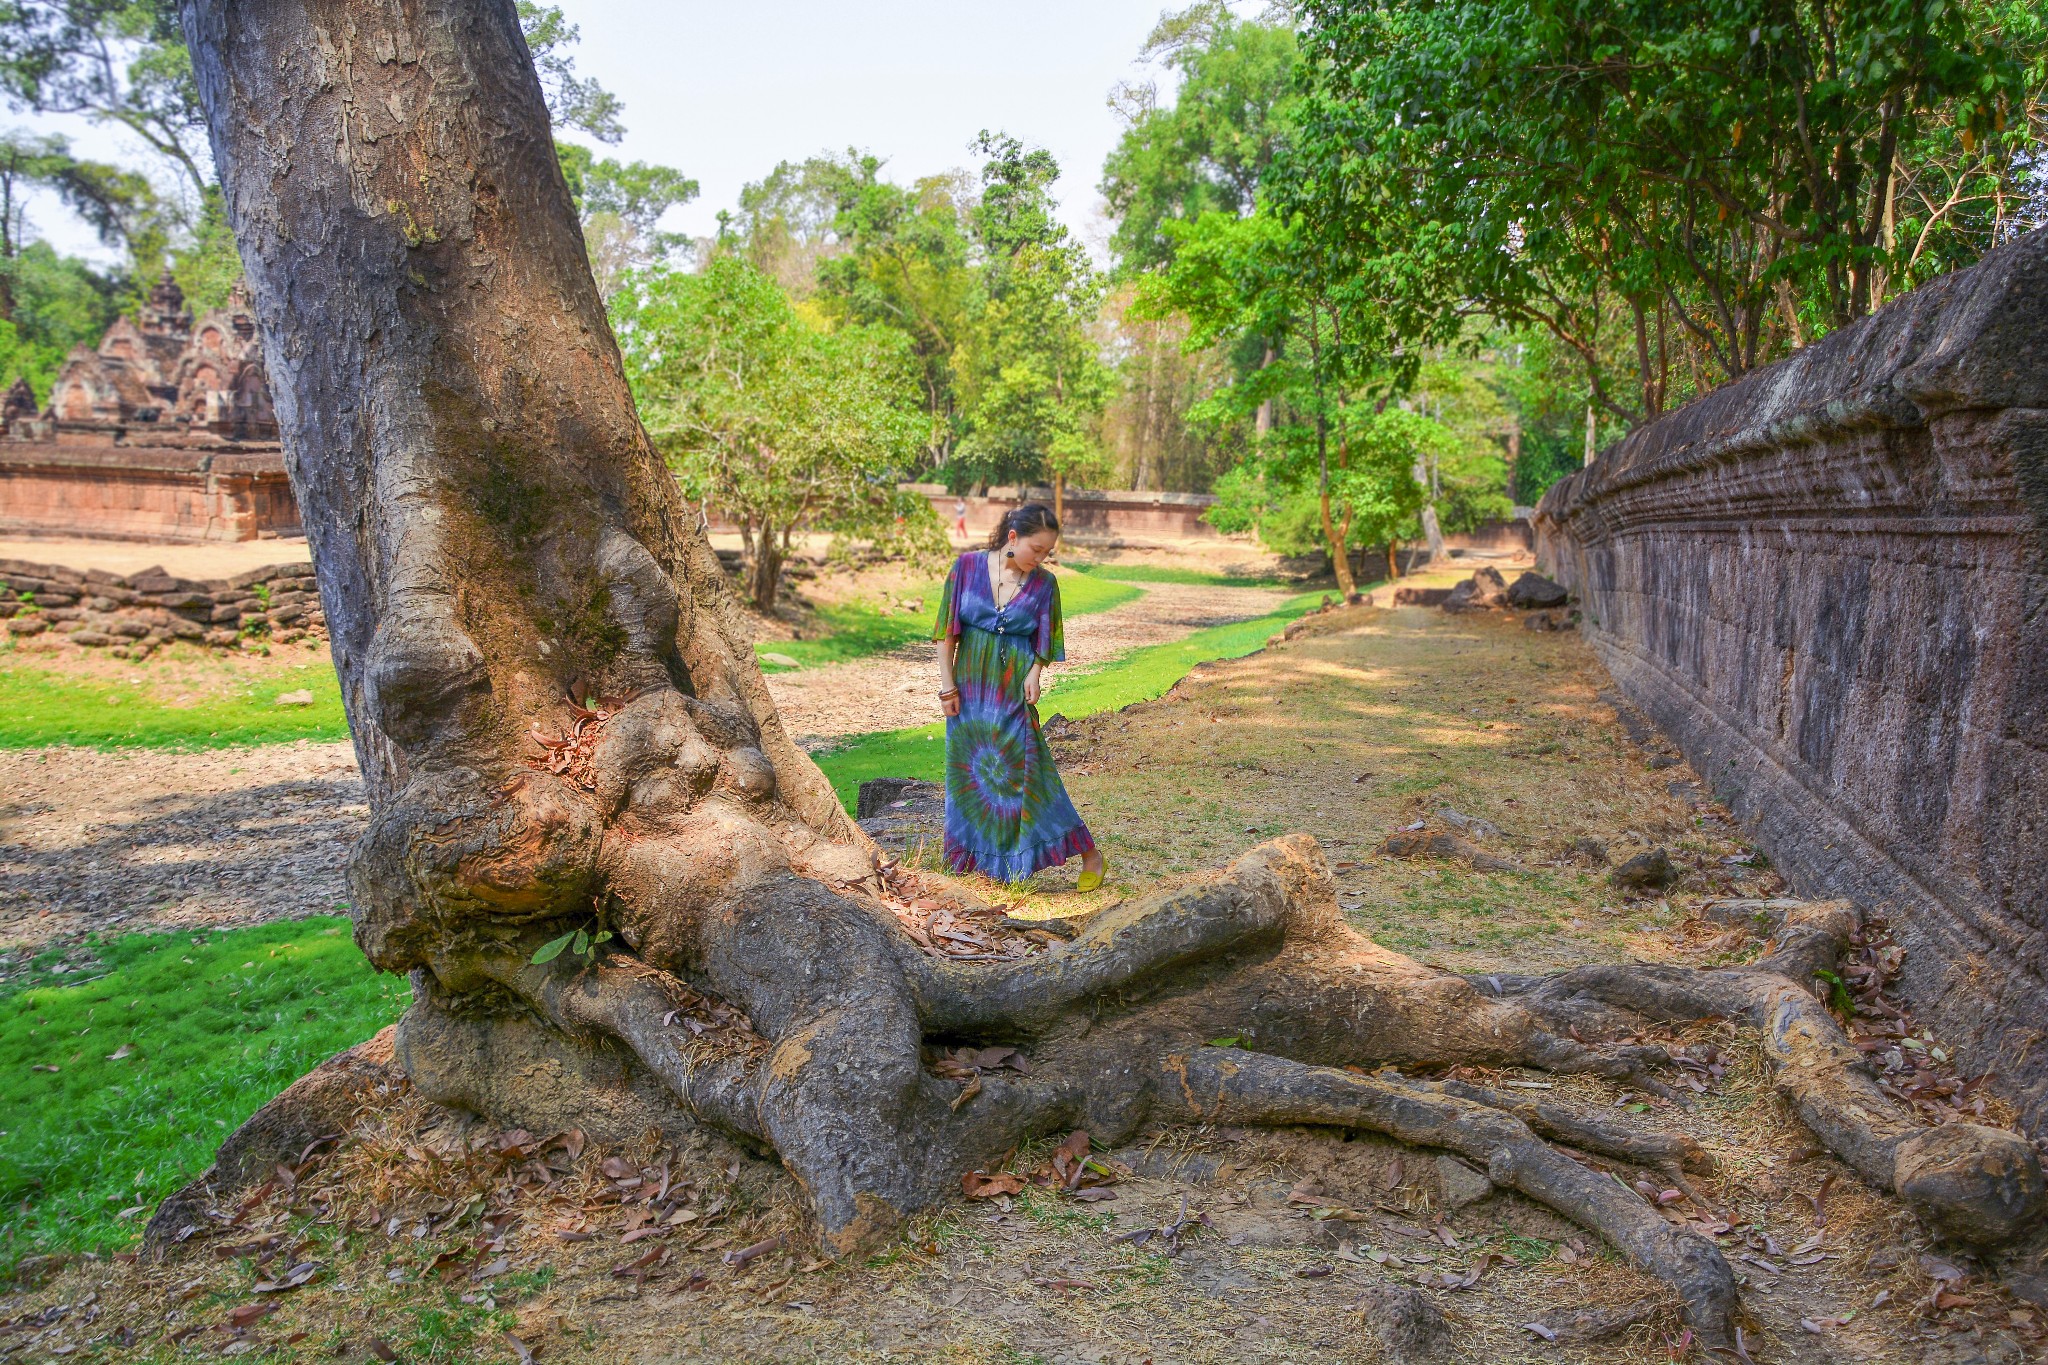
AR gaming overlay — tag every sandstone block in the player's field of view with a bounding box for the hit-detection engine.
[1505,571,1567,609]
[67,629,115,646]
[267,604,306,625]
[7,616,46,635]
[164,618,205,640]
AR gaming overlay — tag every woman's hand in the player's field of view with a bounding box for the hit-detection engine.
[940,689,962,718]
[1023,667,1042,706]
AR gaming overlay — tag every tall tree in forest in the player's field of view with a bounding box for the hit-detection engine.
[1137,207,1438,595]
[1100,1,1298,273]
[953,132,1115,511]
[811,155,978,470]
[173,2,2044,1338]
[611,256,941,609]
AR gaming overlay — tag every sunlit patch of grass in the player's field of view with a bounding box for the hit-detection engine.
[758,568,1139,673]
[0,660,348,750]
[1066,562,1301,589]
[0,917,405,1276]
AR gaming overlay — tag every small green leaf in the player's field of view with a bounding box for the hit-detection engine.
[531,931,577,964]
[1625,1102,1650,1113]
[572,928,591,957]
[1208,1037,1241,1048]
[592,930,614,946]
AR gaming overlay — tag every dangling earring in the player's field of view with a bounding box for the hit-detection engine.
[1005,549,1016,559]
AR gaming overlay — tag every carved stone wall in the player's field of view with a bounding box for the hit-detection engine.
[1535,227,2048,1136]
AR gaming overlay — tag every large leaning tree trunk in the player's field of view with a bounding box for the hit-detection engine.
[177,0,2044,1347]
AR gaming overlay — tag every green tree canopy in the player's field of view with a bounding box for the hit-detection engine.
[611,256,943,609]
[1289,0,2048,420]
[1100,1,1298,273]
[950,133,1116,505]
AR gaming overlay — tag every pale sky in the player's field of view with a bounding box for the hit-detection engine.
[14,0,1202,267]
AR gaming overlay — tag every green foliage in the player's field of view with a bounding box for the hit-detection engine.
[557,142,697,294]
[0,660,347,750]
[1289,0,2048,418]
[163,187,242,311]
[0,0,212,199]
[517,1,624,143]
[531,926,612,964]
[1138,208,1447,565]
[1100,3,1299,273]
[788,153,978,469]
[0,917,406,1271]
[951,134,1116,493]
[613,256,945,577]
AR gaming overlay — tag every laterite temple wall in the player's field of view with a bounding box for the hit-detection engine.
[1535,227,2048,1137]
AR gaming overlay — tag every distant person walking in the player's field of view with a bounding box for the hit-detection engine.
[932,503,1104,890]
[951,496,969,540]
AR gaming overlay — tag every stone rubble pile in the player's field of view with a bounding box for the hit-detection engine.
[0,556,326,658]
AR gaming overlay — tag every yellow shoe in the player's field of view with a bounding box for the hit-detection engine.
[1076,854,1106,894]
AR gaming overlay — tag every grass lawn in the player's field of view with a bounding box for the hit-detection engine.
[811,588,1334,808]
[0,570,1140,751]
[755,566,1139,673]
[1067,562,1303,589]
[0,918,407,1273]
[0,659,349,750]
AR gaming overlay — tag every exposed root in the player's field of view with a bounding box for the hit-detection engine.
[1157,1046,1740,1346]
[1408,1076,1709,1174]
[1499,903,2047,1246]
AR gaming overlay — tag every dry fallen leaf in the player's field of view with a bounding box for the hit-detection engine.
[962,1170,1026,1199]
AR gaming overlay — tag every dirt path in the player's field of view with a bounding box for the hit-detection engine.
[0,578,1294,967]
[0,741,362,972]
[764,576,1298,746]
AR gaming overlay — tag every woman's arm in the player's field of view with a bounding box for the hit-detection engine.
[938,637,961,717]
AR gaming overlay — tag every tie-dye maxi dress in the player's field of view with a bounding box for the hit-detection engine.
[930,551,1097,881]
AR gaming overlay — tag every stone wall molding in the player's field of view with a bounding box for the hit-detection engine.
[1537,226,2048,1137]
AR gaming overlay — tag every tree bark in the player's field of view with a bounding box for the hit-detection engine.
[1418,505,1445,568]
[749,522,784,611]
[1318,483,1356,598]
[174,0,2045,1339]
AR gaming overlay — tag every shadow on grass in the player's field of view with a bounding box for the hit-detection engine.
[0,663,349,751]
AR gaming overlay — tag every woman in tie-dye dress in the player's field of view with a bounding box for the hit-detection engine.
[931,503,1105,889]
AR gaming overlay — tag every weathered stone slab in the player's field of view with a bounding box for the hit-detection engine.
[1536,226,2048,1137]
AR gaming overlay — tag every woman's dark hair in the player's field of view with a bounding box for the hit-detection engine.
[985,501,1060,552]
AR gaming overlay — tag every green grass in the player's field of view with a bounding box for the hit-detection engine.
[756,567,1140,674]
[0,917,407,1273]
[1067,562,1304,589]
[0,661,349,750]
[0,571,1141,749]
[812,589,1330,808]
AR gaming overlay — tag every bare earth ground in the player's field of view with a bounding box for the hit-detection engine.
[5,575,2042,1364]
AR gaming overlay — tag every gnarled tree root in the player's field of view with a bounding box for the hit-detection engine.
[1156,1047,1740,1346]
[369,838,2046,1355]
[1489,899,2047,1246]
